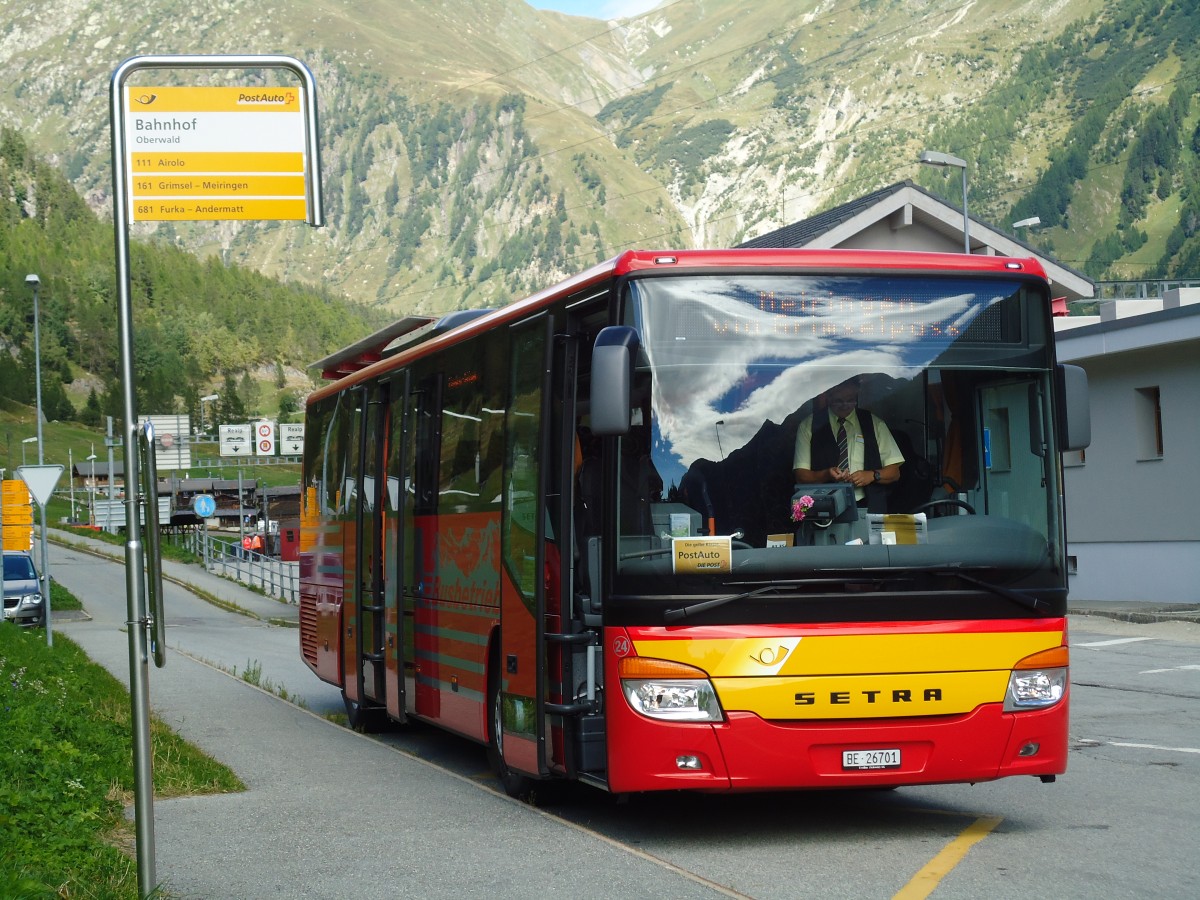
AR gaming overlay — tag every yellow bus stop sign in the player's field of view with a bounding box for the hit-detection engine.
[125,85,312,221]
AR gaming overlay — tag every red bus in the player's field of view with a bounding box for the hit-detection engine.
[299,248,1090,796]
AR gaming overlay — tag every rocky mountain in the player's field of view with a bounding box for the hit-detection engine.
[2,0,1199,321]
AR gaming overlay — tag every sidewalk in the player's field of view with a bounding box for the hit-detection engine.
[1067,600,1200,625]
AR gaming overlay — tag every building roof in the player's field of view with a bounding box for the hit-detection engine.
[739,180,1095,304]
[1054,289,1200,362]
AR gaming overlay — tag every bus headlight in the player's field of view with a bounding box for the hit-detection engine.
[1003,646,1068,712]
[619,657,724,722]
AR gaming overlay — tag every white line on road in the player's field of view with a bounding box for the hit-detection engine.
[1140,664,1200,674]
[1109,741,1200,755]
[1075,637,1157,648]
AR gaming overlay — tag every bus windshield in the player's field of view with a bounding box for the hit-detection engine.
[609,272,1065,612]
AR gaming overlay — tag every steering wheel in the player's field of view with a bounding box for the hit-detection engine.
[910,498,976,516]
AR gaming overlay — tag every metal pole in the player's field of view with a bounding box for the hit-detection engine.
[238,468,245,551]
[961,165,970,254]
[110,58,155,897]
[28,275,52,648]
[106,417,116,533]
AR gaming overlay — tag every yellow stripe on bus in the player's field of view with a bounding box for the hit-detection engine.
[633,629,1063,678]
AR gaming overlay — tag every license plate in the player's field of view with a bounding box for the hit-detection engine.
[842,748,901,770]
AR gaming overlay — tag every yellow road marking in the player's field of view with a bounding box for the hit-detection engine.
[893,814,1003,899]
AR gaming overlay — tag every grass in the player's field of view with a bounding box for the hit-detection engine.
[0,608,244,898]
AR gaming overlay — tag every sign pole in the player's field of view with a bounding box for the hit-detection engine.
[15,465,63,645]
[110,54,322,899]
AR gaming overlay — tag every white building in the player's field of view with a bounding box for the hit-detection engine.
[1054,289,1200,604]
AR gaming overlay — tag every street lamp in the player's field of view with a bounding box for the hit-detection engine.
[918,151,970,254]
[21,436,38,466]
[25,275,44,464]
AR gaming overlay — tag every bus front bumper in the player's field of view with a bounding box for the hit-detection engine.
[606,700,1068,793]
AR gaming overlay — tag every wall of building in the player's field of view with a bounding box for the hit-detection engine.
[1059,322,1200,604]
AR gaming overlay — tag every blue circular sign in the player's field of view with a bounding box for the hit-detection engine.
[193,494,216,518]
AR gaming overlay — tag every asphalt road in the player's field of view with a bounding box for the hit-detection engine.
[48,541,1200,899]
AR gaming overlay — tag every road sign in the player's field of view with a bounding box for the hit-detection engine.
[16,465,64,506]
[192,494,216,518]
[2,479,34,550]
[124,86,311,222]
[219,423,253,457]
[280,423,305,455]
[255,420,277,457]
[141,414,192,471]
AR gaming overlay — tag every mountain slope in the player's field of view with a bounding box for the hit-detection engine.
[1,0,1197,320]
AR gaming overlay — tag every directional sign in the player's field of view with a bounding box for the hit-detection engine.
[124,85,311,222]
[255,420,277,457]
[16,465,65,507]
[219,423,253,457]
[192,494,216,518]
[280,423,305,455]
[2,479,34,550]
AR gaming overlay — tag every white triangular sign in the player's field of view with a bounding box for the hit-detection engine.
[16,464,64,506]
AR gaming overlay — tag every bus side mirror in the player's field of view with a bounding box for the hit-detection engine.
[590,326,639,436]
[1056,364,1091,451]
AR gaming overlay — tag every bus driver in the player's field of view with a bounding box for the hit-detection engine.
[792,376,904,512]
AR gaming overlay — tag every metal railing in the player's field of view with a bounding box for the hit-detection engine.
[180,530,299,604]
[1094,279,1200,300]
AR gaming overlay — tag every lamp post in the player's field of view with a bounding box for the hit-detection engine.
[25,275,44,463]
[199,393,219,440]
[919,151,970,254]
[22,436,37,466]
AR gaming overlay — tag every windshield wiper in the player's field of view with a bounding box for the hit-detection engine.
[950,571,1051,615]
[822,564,1053,616]
[664,586,777,624]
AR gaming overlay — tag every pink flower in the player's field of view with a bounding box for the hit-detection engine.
[791,495,815,522]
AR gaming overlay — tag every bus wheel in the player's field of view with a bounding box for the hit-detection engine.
[487,673,534,799]
[343,690,387,733]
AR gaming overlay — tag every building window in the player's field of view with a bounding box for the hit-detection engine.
[1066,555,1078,576]
[1063,448,1086,467]
[1134,386,1163,460]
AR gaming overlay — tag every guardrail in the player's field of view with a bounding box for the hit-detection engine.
[180,530,299,604]
[1094,279,1200,300]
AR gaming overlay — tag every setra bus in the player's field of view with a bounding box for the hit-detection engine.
[299,248,1090,795]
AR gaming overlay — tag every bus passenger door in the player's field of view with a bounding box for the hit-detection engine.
[342,382,390,726]
[384,373,408,722]
[404,373,442,721]
[496,317,555,780]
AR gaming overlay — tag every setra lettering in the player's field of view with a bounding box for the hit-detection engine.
[794,687,945,706]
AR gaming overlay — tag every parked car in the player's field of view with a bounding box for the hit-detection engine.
[3,550,44,626]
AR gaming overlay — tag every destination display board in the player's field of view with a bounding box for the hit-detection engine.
[124,85,310,221]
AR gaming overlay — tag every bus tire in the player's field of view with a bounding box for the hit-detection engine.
[487,666,534,799]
